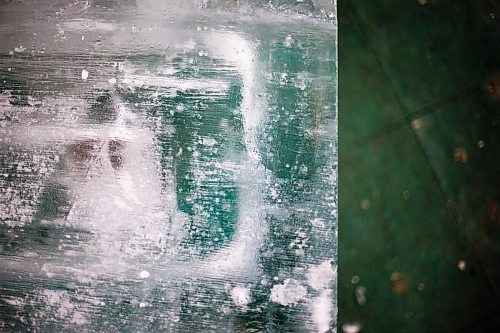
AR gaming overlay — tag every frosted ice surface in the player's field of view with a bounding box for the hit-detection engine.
[0,0,336,332]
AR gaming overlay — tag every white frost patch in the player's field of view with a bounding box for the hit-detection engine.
[64,19,116,32]
[139,270,151,279]
[230,286,251,307]
[307,260,336,332]
[310,289,334,333]
[307,260,336,291]
[37,289,89,326]
[2,297,24,308]
[269,279,307,306]
[81,69,89,80]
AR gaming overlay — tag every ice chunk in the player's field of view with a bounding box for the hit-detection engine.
[231,286,251,307]
[269,279,307,306]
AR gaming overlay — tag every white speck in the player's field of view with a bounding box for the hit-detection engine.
[14,45,26,53]
[355,286,366,305]
[342,322,362,333]
[139,302,147,308]
[139,270,150,279]
[403,190,410,200]
[457,260,466,271]
[269,279,307,306]
[108,78,116,84]
[230,286,251,307]
[284,35,293,47]
[81,35,85,40]
[64,234,71,239]
[81,70,89,80]
[200,137,217,147]
[176,104,185,112]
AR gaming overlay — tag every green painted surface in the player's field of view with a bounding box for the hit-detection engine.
[338,0,500,331]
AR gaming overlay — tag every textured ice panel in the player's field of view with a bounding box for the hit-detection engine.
[0,1,337,332]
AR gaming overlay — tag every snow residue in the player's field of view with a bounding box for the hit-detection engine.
[307,260,336,291]
[139,270,150,279]
[311,290,334,333]
[307,260,336,332]
[81,69,89,80]
[269,279,307,306]
[230,286,251,307]
[37,289,89,326]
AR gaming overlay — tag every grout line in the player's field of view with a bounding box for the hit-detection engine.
[344,82,482,152]
[344,0,500,305]
[454,311,500,333]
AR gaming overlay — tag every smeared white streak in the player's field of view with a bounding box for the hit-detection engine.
[199,31,268,277]
[311,289,334,333]
[120,75,229,92]
[204,32,262,161]
[64,19,116,32]
[60,101,174,276]
[307,260,336,332]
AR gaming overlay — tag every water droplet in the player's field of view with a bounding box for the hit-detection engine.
[403,190,410,200]
[360,199,370,210]
[355,286,366,305]
[454,147,468,163]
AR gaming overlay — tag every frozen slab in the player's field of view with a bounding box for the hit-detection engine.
[0,1,337,332]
